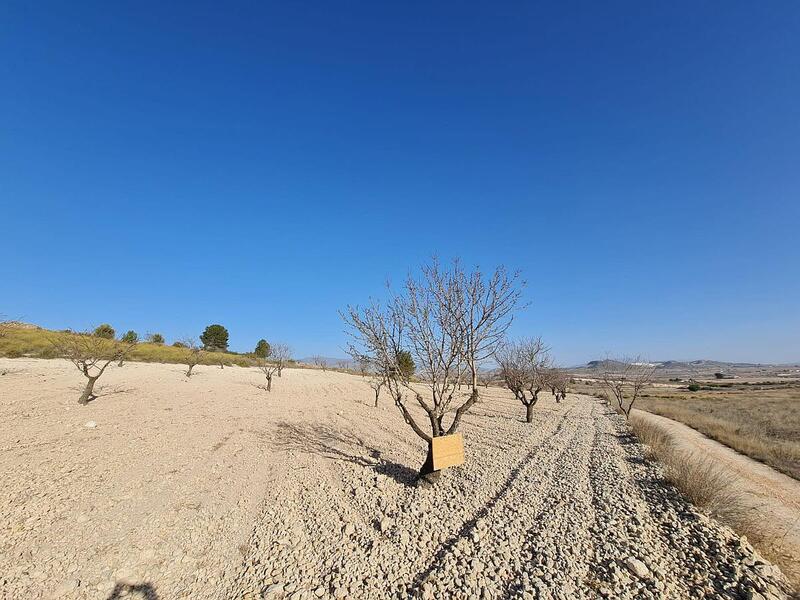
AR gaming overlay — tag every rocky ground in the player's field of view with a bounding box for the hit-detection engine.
[0,358,793,599]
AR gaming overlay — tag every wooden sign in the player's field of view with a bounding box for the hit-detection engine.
[431,433,465,471]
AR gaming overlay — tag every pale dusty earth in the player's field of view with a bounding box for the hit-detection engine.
[0,358,794,600]
[634,410,800,587]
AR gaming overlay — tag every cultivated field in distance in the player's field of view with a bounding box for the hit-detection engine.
[571,363,800,481]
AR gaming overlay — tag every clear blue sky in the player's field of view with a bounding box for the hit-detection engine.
[2,2,798,365]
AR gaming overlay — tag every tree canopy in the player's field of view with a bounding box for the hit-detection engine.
[93,324,115,339]
[200,324,229,351]
[254,339,271,358]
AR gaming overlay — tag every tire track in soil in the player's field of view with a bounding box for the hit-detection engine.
[404,406,580,598]
[502,401,599,600]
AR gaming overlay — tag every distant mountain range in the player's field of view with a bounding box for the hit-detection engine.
[576,359,800,372]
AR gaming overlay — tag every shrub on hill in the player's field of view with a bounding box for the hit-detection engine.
[93,324,116,339]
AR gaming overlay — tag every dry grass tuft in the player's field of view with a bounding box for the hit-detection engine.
[629,414,756,539]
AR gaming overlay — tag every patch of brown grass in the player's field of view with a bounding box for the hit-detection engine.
[629,414,756,539]
[638,392,800,481]
[576,378,800,480]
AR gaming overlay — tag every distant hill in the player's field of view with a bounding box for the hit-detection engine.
[575,358,798,378]
[298,356,353,367]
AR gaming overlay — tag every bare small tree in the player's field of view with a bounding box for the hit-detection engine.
[368,372,386,407]
[51,333,133,404]
[343,258,524,482]
[181,338,203,377]
[599,356,656,419]
[546,367,570,403]
[311,355,327,371]
[496,338,550,423]
[357,357,370,377]
[258,359,279,391]
[476,369,495,389]
[270,343,291,377]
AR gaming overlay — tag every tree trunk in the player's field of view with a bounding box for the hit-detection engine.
[266,375,272,392]
[186,364,194,377]
[374,389,379,407]
[417,441,443,485]
[79,377,98,405]
[526,402,534,423]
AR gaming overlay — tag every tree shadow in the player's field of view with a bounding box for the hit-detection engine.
[106,582,159,600]
[272,421,419,486]
[93,386,136,400]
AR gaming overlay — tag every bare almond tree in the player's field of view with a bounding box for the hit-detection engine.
[368,372,386,407]
[546,367,570,403]
[271,343,292,377]
[269,343,292,377]
[181,338,203,377]
[496,337,550,422]
[357,357,370,377]
[343,259,524,482]
[477,369,495,389]
[51,333,133,404]
[599,356,656,418]
[311,355,327,371]
[258,359,279,391]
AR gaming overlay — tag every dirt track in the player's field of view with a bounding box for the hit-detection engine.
[0,359,792,599]
[634,409,800,588]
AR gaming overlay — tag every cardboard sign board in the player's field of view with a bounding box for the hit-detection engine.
[431,433,465,471]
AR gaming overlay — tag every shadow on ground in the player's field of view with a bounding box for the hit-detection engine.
[273,421,419,486]
[106,582,159,599]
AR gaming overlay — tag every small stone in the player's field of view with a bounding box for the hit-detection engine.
[343,523,355,537]
[84,421,97,428]
[314,586,325,597]
[625,557,650,579]
[379,517,393,533]
[264,583,284,598]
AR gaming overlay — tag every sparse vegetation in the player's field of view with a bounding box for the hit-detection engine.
[146,332,165,345]
[258,359,279,391]
[120,330,139,344]
[598,357,656,419]
[635,384,800,480]
[0,325,256,367]
[547,367,569,402]
[629,414,765,563]
[369,372,386,407]
[181,338,203,377]
[271,343,292,377]
[50,333,133,404]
